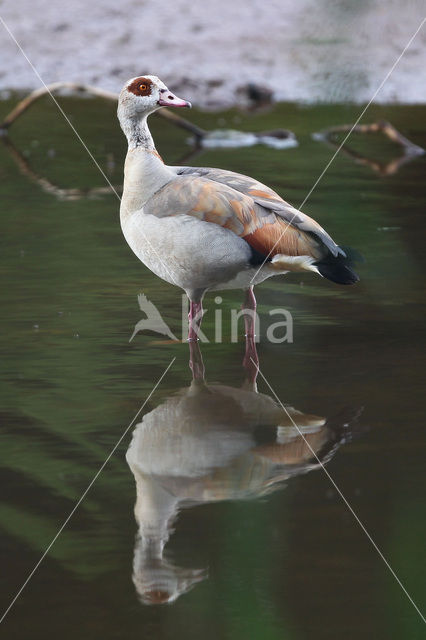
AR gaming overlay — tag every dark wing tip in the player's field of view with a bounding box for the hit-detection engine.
[315,257,360,285]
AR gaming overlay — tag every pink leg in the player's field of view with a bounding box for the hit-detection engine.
[242,287,257,338]
[188,339,205,381]
[242,287,259,384]
[188,300,204,342]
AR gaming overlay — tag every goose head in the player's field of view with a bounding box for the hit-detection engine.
[118,75,191,122]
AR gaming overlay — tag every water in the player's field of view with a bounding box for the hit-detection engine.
[0,96,425,639]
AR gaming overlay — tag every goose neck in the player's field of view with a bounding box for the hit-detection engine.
[123,114,155,151]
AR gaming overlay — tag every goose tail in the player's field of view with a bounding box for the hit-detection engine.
[313,246,361,285]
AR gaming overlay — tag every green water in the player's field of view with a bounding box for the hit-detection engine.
[0,95,425,639]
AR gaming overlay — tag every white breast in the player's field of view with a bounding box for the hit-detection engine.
[121,209,256,294]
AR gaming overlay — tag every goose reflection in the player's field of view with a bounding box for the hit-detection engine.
[126,341,358,605]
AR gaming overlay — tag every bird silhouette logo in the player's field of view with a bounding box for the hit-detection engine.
[129,294,178,342]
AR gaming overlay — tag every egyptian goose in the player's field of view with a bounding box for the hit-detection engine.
[118,76,359,340]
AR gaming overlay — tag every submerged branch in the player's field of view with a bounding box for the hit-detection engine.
[314,120,424,176]
[1,135,122,200]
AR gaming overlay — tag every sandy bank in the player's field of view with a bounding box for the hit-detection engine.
[1,0,425,107]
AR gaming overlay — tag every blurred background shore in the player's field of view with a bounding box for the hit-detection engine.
[1,0,426,107]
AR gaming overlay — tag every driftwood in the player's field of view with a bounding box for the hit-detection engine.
[0,81,206,139]
[314,120,424,176]
[1,84,423,200]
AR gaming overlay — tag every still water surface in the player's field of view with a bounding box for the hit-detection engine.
[0,96,425,638]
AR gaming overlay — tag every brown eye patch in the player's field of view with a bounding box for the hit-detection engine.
[127,77,152,96]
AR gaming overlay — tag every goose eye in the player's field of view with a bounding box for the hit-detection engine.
[139,84,147,92]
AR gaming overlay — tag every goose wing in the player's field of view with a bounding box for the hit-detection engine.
[144,173,339,263]
[175,166,344,258]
